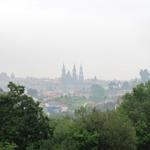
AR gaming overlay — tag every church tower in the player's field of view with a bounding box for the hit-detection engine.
[61,64,66,82]
[79,65,84,83]
[66,71,72,84]
[72,64,77,83]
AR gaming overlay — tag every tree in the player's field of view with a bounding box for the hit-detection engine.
[0,82,51,150]
[140,69,150,83]
[119,81,150,150]
[51,107,137,150]
[0,142,17,150]
[91,84,105,101]
[0,82,138,150]
[74,108,137,150]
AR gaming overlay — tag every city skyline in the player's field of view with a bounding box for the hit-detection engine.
[0,65,149,81]
[0,0,150,80]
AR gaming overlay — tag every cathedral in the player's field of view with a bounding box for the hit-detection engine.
[61,65,84,84]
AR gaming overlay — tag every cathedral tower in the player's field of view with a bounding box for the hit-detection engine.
[79,65,84,83]
[61,64,66,82]
[72,64,77,83]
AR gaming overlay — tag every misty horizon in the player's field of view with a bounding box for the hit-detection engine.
[0,65,146,81]
[0,0,150,80]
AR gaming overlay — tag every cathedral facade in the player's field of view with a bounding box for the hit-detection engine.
[61,65,84,84]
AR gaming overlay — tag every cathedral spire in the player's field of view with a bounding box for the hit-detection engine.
[72,64,77,82]
[61,64,66,82]
[66,70,72,84]
[79,65,84,83]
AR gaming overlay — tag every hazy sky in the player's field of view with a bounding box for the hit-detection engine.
[0,0,150,80]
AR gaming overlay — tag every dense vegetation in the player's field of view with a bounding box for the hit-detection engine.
[0,82,51,150]
[119,81,150,150]
[0,81,150,149]
[54,95,89,111]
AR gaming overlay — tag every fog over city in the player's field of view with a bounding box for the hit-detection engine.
[1,1,150,149]
[0,0,150,80]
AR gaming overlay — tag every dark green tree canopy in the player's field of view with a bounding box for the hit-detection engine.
[51,107,137,150]
[119,81,150,150]
[0,82,51,150]
[2,81,149,150]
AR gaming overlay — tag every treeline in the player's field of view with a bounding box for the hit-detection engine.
[0,82,150,150]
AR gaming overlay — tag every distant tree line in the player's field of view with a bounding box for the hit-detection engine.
[140,69,150,83]
[0,81,150,150]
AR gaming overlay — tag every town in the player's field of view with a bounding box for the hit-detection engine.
[0,66,149,115]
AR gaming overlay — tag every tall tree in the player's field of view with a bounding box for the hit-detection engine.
[140,69,150,83]
[119,81,150,150]
[0,82,51,150]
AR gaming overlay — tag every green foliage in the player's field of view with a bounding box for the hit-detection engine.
[0,82,51,150]
[54,95,89,111]
[140,69,150,83]
[75,108,137,150]
[0,142,17,150]
[26,140,52,150]
[91,84,105,101]
[50,107,137,150]
[119,81,150,150]
[0,82,140,150]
